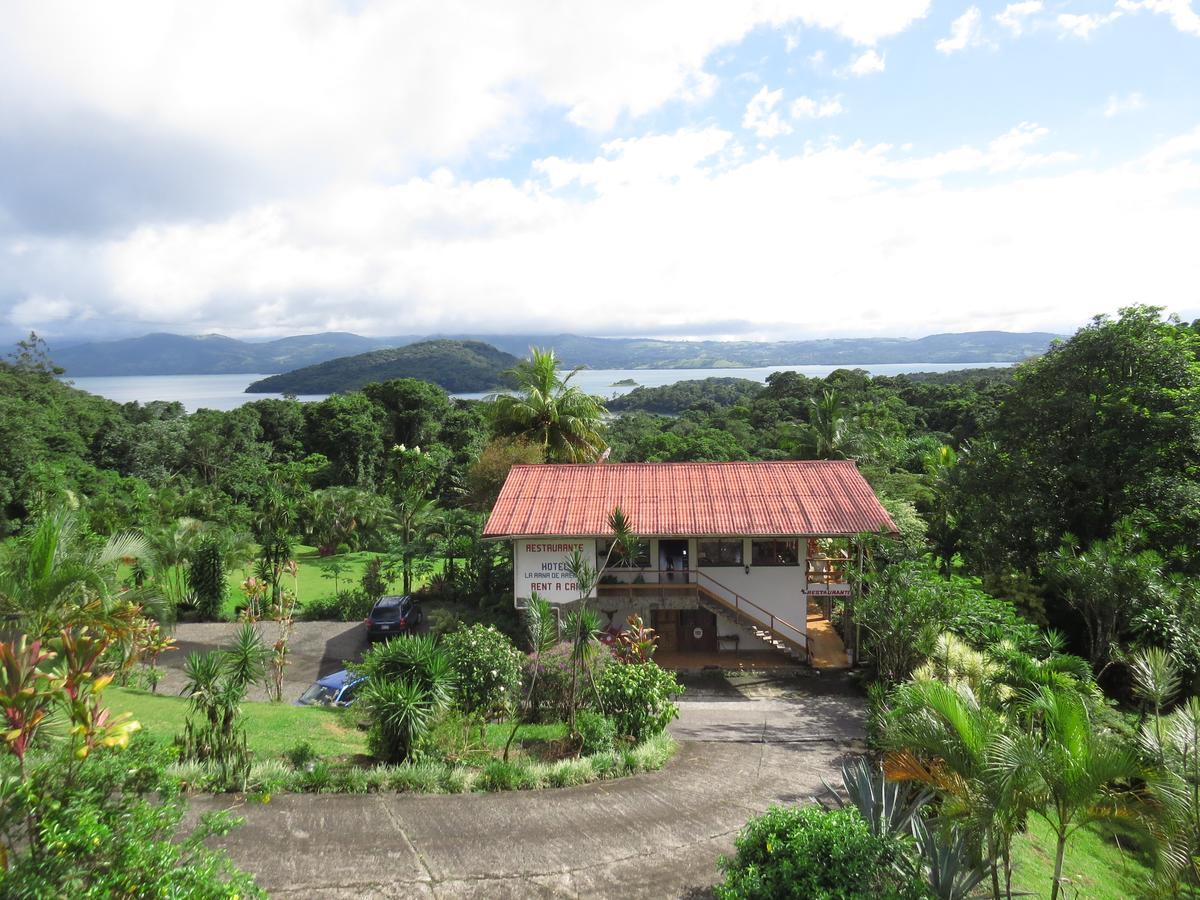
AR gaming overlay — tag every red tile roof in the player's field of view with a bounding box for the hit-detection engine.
[483,461,897,538]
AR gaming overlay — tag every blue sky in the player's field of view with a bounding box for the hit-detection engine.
[1,1,1198,343]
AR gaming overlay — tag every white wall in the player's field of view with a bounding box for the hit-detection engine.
[697,564,807,634]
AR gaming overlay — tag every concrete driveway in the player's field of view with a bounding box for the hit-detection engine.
[161,621,369,702]
[194,670,866,898]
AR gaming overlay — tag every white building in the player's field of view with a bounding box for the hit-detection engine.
[483,460,897,668]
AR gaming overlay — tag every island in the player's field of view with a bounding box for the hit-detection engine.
[245,339,519,394]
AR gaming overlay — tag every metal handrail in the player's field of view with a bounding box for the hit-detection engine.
[692,571,810,661]
[597,568,810,661]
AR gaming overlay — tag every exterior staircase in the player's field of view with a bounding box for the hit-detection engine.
[693,580,811,665]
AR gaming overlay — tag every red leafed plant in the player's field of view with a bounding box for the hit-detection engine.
[0,637,59,771]
[614,614,658,663]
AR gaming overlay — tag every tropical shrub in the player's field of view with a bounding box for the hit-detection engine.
[575,709,617,755]
[299,588,374,622]
[0,739,263,898]
[595,659,682,741]
[188,536,227,621]
[352,635,456,763]
[527,641,610,721]
[0,629,260,897]
[613,613,658,662]
[442,623,523,720]
[715,805,925,900]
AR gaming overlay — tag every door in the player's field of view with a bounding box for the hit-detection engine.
[680,609,717,652]
[659,539,689,583]
[652,610,680,652]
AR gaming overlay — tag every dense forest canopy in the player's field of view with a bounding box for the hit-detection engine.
[4,306,1200,691]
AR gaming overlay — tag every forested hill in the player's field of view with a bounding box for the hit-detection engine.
[476,330,1057,368]
[607,367,1017,415]
[47,329,1059,376]
[245,340,519,394]
[50,331,401,376]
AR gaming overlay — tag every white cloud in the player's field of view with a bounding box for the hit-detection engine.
[995,1,1043,35]
[1117,0,1200,35]
[743,86,793,138]
[0,1,932,171]
[1056,10,1123,38]
[844,49,886,76]
[19,122,1187,342]
[1104,91,1147,116]
[936,7,987,53]
[790,95,844,119]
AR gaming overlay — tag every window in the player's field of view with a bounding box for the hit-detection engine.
[751,539,800,566]
[599,539,650,569]
[697,539,743,567]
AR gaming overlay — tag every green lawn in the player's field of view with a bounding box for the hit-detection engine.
[108,686,368,760]
[1010,815,1159,899]
[222,544,444,617]
[108,687,565,764]
[220,544,385,616]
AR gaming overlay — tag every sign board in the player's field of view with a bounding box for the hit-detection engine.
[807,581,852,597]
[515,539,596,602]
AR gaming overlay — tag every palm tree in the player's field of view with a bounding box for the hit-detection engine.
[885,679,1026,900]
[993,686,1144,900]
[504,593,558,761]
[1139,695,1200,891]
[491,348,606,462]
[145,517,206,609]
[0,508,152,639]
[807,390,849,459]
[390,485,442,595]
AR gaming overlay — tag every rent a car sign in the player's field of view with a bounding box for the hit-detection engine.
[515,539,596,601]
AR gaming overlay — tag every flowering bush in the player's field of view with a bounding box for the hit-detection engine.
[443,624,524,720]
[595,659,682,741]
[526,642,611,722]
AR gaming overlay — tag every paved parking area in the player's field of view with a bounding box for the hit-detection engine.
[194,670,867,898]
[161,621,368,701]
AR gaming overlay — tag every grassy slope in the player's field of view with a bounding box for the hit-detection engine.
[1010,816,1157,899]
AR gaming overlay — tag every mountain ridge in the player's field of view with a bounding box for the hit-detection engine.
[47,329,1060,376]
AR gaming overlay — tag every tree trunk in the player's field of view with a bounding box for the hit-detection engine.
[1050,831,1068,900]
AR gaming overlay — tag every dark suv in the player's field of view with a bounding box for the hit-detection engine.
[365,594,422,641]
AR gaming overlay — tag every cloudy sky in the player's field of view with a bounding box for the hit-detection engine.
[2,1,1199,343]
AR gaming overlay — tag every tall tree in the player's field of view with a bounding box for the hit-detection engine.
[491,348,606,462]
[956,306,1200,575]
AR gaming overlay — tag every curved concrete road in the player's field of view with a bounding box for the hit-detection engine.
[194,672,865,898]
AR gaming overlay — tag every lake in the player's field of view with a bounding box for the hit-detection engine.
[65,362,1012,412]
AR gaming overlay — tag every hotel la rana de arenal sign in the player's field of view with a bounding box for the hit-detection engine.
[515,539,597,600]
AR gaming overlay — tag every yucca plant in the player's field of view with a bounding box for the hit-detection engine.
[504,592,558,761]
[352,633,456,708]
[913,818,992,900]
[358,677,438,763]
[821,756,932,839]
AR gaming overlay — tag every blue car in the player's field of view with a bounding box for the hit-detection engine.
[296,669,364,707]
